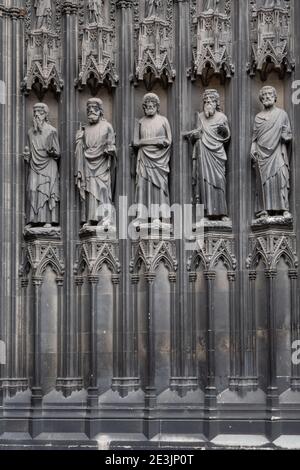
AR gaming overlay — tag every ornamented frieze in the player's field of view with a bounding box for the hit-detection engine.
[247,0,294,79]
[22,0,63,98]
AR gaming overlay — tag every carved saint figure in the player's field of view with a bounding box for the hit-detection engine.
[251,86,292,219]
[203,0,220,12]
[34,0,52,30]
[262,0,283,7]
[133,93,172,223]
[185,89,230,220]
[23,103,60,227]
[75,98,117,227]
[146,0,161,18]
[88,0,104,24]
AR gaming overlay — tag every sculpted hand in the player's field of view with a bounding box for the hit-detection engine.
[217,124,228,138]
[76,129,85,141]
[281,126,292,142]
[23,146,30,162]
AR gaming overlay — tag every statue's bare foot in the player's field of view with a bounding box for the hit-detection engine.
[44,223,52,228]
[283,211,292,219]
[222,216,230,222]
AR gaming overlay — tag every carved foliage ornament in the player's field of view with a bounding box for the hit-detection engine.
[247,0,294,80]
[134,0,175,89]
[247,233,298,271]
[130,239,177,275]
[187,235,236,272]
[76,0,119,92]
[22,0,63,98]
[189,0,234,85]
[21,241,65,280]
[75,240,121,276]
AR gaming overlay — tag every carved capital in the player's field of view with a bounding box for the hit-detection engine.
[289,270,298,280]
[0,6,26,19]
[204,271,216,281]
[131,274,140,285]
[21,278,29,288]
[249,270,257,281]
[88,275,99,285]
[32,277,43,286]
[75,276,84,287]
[112,274,120,285]
[145,272,156,284]
[168,272,177,283]
[189,272,197,283]
[56,277,64,287]
[265,269,277,280]
[116,0,133,9]
[62,1,78,15]
[227,271,236,282]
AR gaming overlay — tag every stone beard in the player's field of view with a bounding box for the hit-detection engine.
[252,87,292,217]
[25,104,60,226]
[134,93,172,222]
[75,99,116,226]
[189,90,230,219]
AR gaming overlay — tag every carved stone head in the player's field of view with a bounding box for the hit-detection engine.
[33,103,49,132]
[142,93,160,117]
[87,97,104,124]
[259,86,277,109]
[203,89,220,118]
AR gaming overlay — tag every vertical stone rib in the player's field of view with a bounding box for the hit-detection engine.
[61,2,79,390]
[116,0,136,394]
[204,270,217,409]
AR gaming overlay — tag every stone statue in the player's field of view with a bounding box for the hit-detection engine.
[251,86,292,219]
[185,89,230,221]
[23,103,60,228]
[34,0,52,30]
[132,93,172,224]
[88,0,104,24]
[203,0,220,12]
[75,98,117,227]
[145,0,161,18]
[262,0,283,7]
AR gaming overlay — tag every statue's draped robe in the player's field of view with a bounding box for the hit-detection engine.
[193,111,230,217]
[75,120,116,224]
[27,123,60,224]
[136,114,172,220]
[204,0,219,12]
[35,0,52,16]
[253,107,291,213]
[146,0,160,18]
